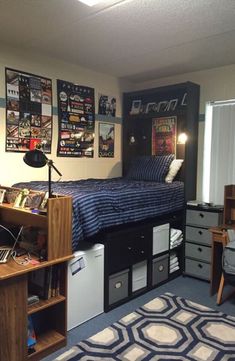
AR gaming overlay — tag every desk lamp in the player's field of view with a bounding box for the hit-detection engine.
[23,149,62,198]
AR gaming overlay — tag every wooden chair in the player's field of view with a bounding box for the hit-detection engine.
[217,231,235,305]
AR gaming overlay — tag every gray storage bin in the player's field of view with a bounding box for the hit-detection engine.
[185,242,211,263]
[185,258,210,280]
[152,254,169,286]
[186,209,222,228]
[186,226,211,245]
[109,269,129,305]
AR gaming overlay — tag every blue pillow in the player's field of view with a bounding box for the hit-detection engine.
[126,155,174,182]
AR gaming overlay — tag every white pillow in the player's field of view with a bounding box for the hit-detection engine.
[165,159,184,183]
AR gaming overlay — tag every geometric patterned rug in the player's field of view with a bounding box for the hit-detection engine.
[54,293,235,360]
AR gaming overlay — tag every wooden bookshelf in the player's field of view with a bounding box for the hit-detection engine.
[0,189,73,361]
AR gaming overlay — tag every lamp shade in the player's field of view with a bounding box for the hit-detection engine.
[23,149,47,168]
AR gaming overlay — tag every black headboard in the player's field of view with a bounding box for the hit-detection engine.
[122,81,200,201]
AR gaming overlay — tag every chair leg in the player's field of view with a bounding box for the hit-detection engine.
[217,273,225,305]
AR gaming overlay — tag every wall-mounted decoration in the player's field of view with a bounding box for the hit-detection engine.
[128,91,187,116]
[99,122,114,158]
[57,80,95,157]
[5,68,52,152]
[152,116,177,156]
[98,94,116,117]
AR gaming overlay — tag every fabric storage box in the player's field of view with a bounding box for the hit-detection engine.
[109,269,129,306]
[152,254,169,286]
[185,258,210,280]
[132,260,147,292]
[152,223,170,255]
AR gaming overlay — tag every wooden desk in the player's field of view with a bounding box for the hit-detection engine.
[209,226,228,297]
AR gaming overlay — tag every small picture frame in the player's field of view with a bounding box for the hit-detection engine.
[25,192,44,209]
[5,189,20,204]
[39,191,49,210]
[0,189,6,204]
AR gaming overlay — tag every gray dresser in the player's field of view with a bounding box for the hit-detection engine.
[185,205,223,280]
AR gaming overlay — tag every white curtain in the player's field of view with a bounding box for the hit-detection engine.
[203,102,235,205]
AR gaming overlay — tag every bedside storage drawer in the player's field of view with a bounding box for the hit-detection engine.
[185,242,211,263]
[109,269,129,306]
[186,209,222,228]
[185,258,210,280]
[186,226,211,245]
[152,254,169,286]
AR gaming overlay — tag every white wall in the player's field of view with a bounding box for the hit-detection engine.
[131,64,235,200]
[0,45,130,186]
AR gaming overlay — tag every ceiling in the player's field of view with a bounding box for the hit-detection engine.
[0,0,235,83]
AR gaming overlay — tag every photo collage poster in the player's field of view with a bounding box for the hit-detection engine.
[98,122,115,158]
[152,116,177,156]
[57,80,95,157]
[5,68,52,153]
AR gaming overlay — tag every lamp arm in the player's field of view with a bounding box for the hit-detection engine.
[47,159,63,177]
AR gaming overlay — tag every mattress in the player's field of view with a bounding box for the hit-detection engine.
[13,178,184,251]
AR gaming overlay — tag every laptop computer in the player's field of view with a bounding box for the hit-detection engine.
[0,225,23,264]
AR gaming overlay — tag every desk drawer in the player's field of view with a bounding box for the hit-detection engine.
[185,242,211,263]
[186,226,211,245]
[185,258,210,280]
[186,209,221,227]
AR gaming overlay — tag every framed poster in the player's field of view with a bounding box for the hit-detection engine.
[152,116,177,156]
[98,122,114,158]
[57,80,95,157]
[5,68,52,152]
[98,94,116,117]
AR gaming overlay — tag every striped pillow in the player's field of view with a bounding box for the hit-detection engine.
[126,155,174,182]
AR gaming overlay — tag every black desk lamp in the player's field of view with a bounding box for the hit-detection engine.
[23,149,62,198]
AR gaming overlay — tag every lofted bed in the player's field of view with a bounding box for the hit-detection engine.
[14,81,200,311]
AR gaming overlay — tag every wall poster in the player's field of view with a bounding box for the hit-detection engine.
[57,80,95,157]
[98,94,116,117]
[98,122,114,158]
[5,68,52,152]
[152,116,177,156]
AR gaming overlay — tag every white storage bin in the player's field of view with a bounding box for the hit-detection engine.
[132,260,147,292]
[152,223,170,255]
[67,243,104,330]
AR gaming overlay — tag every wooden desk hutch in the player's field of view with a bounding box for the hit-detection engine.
[0,192,72,361]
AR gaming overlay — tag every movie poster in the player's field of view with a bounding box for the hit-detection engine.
[57,80,95,157]
[99,123,114,158]
[152,116,177,156]
[98,94,116,117]
[5,68,52,152]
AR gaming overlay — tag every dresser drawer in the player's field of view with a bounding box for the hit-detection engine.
[185,258,210,280]
[186,209,222,227]
[186,226,211,245]
[185,242,211,263]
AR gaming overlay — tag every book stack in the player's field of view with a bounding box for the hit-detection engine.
[29,265,61,300]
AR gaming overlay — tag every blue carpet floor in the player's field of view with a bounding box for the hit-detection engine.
[42,276,235,361]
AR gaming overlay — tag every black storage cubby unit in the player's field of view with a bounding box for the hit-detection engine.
[122,81,200,202]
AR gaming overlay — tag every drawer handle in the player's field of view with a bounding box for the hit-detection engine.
[140,250,145,254]
[128,246,132,251]
[158,265,164,272]
[198,264,203,269]
[140,235,145,239]
[115,281,122,289]
[198,247,202,252]
[199,213,204,218]
[198,230,203,235]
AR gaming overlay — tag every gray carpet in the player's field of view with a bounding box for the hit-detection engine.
[42,276,235,361]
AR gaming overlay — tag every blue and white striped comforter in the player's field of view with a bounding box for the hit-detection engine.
[14,178,184,251]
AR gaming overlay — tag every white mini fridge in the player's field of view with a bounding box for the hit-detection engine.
[67,243,104,331]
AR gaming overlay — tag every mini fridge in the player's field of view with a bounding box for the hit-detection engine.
[67,243,104,330]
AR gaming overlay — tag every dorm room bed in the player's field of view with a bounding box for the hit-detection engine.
[14,154,184,251]
[13,178,184,251]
